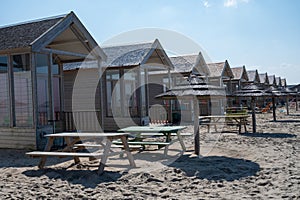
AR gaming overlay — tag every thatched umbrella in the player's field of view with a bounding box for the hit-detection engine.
[281,87,298,115]
[233,84,269,133]
[265,86,284,121]
[156,76,226,155]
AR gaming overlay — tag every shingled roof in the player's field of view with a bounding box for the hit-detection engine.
[0,15,64,51]
[102,39,173,69]
[259,73,269,84]
[64,39,173,71]
[0,12,106,62]
[275,77,282,87]
[169,52,209,76]
[207,60,233,78]
[247,70,260,83]
[268,75,276,86]
[231,66,248,81]
[170,54,198,73]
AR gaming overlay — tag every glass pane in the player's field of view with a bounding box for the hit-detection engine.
[124,69,138,117]
[0,56,10,126]
[36,54,49,126]
[13,54,33,127]
[140,69,147,117]
[106,70,121,117]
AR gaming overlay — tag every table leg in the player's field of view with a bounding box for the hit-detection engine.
[64,137,80,164]
[120,136,136,167]
[98,138,112,175]
[176,132,186,151]
[38,137,54,169]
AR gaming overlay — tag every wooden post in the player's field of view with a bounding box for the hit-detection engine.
[251,97,256,133]
[193,98,200,155]
[296,93,299,111]
[286,96,289,115]
[272,96,276,122]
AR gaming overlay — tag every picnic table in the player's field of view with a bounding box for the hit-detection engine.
[26,132,136,175]
[199,115,249,134]
[117,126,188,156]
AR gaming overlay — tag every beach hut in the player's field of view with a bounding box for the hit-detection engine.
[246,70,260,85]
[268,75,277,87]
[229,66,249,106]
[148,52,210,123]
[0,12,106,149]
[207,60,234,114]
[64,39,174,131]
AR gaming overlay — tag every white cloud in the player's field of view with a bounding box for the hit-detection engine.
[203,0,211,8]
[224,0,249,7]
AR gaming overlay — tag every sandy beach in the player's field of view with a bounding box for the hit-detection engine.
[0,110,299,199]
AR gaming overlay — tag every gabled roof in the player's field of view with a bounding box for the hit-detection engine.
[207,60,233,78]
[102,39,173,69]
[281,78,287,87]
[0,15,64,51]
[268,75,276,86]
[169,52,209,76]
[0,11,106,62]
[247,70,260,83]
[231,66,248,81]
[258,73,269,84]
[275,77,282,87]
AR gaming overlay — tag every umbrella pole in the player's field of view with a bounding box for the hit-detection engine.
[272,96,276,121]
[251,97,256,133]
[193,98,200,155]
[296,93,299,111]
[286,96,289,115]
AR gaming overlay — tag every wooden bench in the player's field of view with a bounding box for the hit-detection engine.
[26,151,102,158]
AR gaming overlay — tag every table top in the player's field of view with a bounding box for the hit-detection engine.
[118,126,187,133]
[45,132,130,138]
[199,115,249,119]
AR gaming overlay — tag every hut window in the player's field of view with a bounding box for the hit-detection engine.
[0,56,10,126]
[124,69,138,117]
[12,54,33,127]
[36,54,50,126]
[106,70,121,117]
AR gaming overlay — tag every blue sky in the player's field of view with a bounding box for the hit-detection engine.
[1,0,299,84]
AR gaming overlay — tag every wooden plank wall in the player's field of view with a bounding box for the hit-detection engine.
[0,128,36,149]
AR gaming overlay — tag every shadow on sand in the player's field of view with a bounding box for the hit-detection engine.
[241,132,297,138]
[169,155,260,181]
[269,119,300,123]
[23,168,122,188]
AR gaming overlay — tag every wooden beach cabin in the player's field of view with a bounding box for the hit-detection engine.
[148,52,210,122]
[207,60,234,114]
[258,73,269,89]
[246,70,260,85]
[0,12,106,149]
[229,66,249,106]
[63,39,174,131]
[268,75,277,87]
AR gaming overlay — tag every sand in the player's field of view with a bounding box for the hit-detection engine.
[0,110,299,199]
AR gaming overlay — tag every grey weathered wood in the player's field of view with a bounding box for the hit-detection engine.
[120,136,136,167]
[38,137,54,169]
[98,138,112,175]
[194,98,200,155]
[41,48,93,59]
[27,151,102,157]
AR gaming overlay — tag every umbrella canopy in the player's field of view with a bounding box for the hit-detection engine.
[232,84,269,133]
[155,75,226,155]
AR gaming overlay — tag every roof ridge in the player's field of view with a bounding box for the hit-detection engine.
[0,13,67,29]
[102,40,155,48]
[169,53,199,58]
